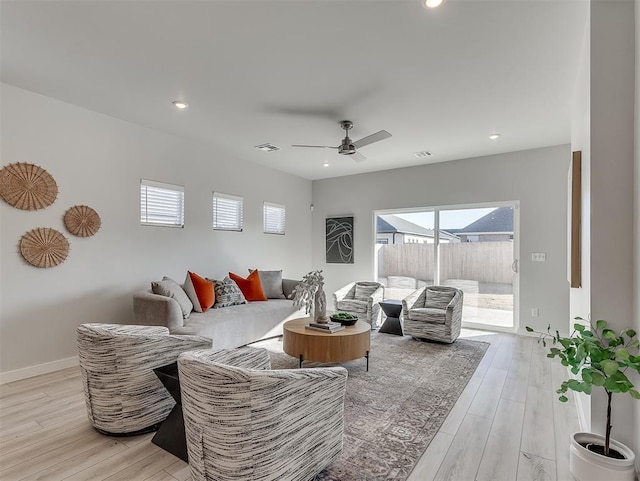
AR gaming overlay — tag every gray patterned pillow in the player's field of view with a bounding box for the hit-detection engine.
[212,276,247,308]
[354,284,378,301]
[425,288,455,309]
[151,277,193,318]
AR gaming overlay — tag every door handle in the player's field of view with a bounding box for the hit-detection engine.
[512,259,518,273]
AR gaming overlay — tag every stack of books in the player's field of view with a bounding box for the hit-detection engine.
[305,321,345,333]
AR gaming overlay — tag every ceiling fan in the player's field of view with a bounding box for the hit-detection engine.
[292,120,392,162]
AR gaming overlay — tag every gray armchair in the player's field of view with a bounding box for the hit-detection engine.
[332,281,384,328]
[178,347,347,481]
[401,286,464,343]
[77,323,211,435]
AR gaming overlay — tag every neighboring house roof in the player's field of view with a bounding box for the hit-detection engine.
[447,207,514,235]
[376,214,459,241]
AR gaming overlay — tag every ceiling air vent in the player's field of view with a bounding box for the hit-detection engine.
[254,143,280,152]
[413,151,433,158]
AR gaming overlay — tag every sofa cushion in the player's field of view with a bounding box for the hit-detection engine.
[212,277,248,308]
[151,278,193,318]
[336,299,367,313]
[409,307,447,324]
[229,270,268,302]
[250,269,285,299]
[425,288,455,309]
[183,271,215,313]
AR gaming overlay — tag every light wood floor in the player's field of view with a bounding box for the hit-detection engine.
[0,329,579,481]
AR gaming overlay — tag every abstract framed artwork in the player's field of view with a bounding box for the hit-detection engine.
[326,216,354,264]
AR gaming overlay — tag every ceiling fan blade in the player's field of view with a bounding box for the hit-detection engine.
[352,130,392,149]
[291,144,338,149]
[351,151,367,163]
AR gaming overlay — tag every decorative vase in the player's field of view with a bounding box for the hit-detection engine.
[314,284,328,323]
[569,432,636,481]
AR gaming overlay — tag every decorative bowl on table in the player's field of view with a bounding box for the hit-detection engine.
[330,312,359,326]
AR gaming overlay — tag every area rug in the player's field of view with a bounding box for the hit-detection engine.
[251,332,489,481]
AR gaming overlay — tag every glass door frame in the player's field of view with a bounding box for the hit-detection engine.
[373,200,520,334]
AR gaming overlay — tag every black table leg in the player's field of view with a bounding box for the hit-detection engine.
[152,404,188,462]
[366,350,369,371]
[299,354,303,368]
[152,362,188,462]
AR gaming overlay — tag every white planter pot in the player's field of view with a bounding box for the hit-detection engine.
[569,432,636,481]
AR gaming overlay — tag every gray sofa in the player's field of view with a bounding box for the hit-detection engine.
[133,278,303,349]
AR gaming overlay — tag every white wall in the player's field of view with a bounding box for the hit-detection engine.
[634,0,640,470]
[590,0,636,451]
[0,84,312,380]
[569,0,639,457]
[312,145,571,336]
[570,3,592,433]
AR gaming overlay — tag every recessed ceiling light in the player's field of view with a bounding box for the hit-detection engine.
[423,0,445,9]
[414,151,434,158]
[254,143,280,152]
[322,161,330,167]
[489,133,501,140]
[172,101,189,109]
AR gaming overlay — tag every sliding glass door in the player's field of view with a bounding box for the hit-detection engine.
[375,203,518,332]
[438,206,516,330]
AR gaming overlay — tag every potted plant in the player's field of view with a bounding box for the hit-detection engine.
[526,317,640,481]
[291,270,328,323]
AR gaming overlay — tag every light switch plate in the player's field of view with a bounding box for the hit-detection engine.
[531,252,546,262]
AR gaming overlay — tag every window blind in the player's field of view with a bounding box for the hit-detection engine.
[140,179,184,227]
[213,192,243,231]
[263,202,285,235]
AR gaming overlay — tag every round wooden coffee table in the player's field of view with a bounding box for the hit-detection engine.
[282,317,371,370]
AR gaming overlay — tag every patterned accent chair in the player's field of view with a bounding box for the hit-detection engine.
[178,347,348,481]
[402,286,464,343]
[76,323,211,435]
[332,281,385,328]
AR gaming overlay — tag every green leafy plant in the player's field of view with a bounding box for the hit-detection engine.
[526,317,640,458]
[331,312,358,320]
[291,270,324,315]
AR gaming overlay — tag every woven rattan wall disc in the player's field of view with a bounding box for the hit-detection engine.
[64,205,101,237]
[0,162,58,210]
[19,228,69,268]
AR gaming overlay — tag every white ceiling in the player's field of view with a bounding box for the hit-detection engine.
[1,0,588,180]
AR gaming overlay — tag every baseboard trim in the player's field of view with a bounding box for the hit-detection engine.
[0,356,79,384]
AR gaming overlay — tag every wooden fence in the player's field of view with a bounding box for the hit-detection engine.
[378,241,514,285]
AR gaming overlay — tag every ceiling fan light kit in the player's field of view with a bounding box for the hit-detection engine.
[423,0,445,9]
[292,120,391,162]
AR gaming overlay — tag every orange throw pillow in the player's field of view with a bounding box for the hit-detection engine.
[229,269,267,301]
[184,271,215,312]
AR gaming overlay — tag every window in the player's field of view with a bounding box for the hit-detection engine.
[140,179,184,227]
[263,202,285,235]
[213,192,243,231]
